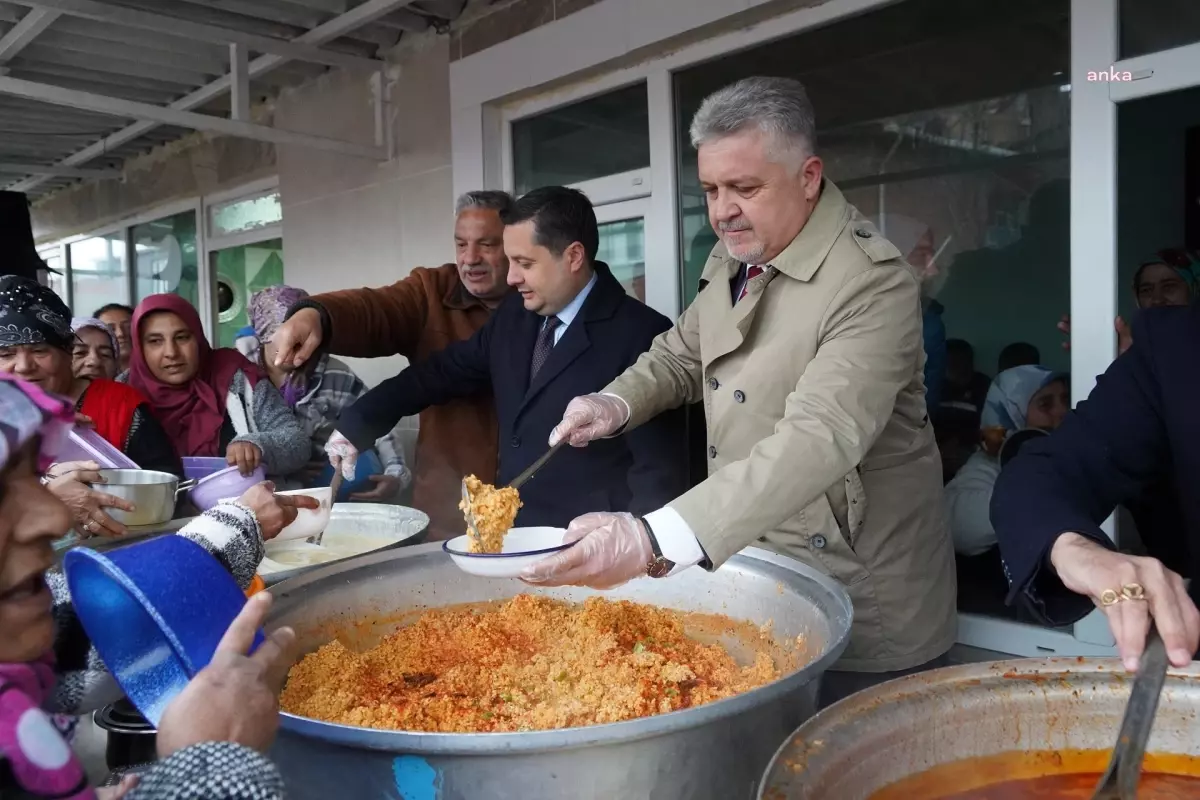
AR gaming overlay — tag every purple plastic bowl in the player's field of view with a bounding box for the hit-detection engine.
[181,456,228,481]
[188,464,267,510]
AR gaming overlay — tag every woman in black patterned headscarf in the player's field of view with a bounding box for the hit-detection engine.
[0,277,181,536]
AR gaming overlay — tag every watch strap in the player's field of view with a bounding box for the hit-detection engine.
[638,516,675,578]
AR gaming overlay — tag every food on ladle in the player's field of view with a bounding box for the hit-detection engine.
[280,594,781,732]
[459,474,521,553]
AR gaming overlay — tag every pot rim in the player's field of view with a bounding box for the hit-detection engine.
[755,656,1200,799]
[271,543,853,755]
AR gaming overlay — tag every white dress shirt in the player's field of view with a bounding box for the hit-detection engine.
[545,271,597,344]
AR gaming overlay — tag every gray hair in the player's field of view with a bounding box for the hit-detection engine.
[454,189,515,217]
[689,76,817,164]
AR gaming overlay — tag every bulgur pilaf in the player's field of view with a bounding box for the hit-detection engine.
[459,474,522,553]
[279,594,780,732]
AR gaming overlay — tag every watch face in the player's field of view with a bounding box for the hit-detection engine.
[647,557,673,579]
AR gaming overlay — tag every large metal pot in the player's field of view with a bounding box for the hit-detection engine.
[758,658,1200,799]
[86,469,193,527]
[267,543,853,800]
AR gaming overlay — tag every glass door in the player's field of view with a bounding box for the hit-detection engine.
[202,182,283,347]
[594,198,649,303]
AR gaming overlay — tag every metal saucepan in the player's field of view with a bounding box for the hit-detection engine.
[86,469,195,528]
[758,657,1200,799]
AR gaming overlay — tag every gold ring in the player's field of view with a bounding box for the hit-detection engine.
[1099,588,1122,606]
[1122,583,1146,601]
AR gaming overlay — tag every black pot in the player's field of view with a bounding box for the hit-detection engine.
[94,698,157,770]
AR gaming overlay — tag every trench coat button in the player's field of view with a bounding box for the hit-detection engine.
[708,377,720,391]
[510,436,521,448]
[733,390,746,403]
[810,534,827,549]
[708,445,718,459]
[854,228,872,239]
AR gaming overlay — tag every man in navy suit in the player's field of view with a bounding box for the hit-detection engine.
[331,186,688,528]
[992,305,1200,672]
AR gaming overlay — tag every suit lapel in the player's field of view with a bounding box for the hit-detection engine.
[511,310,541,399]
[699,257,758,366]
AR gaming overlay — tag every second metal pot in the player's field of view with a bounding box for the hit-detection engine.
[94,698,157,770]
[87,469,193,527]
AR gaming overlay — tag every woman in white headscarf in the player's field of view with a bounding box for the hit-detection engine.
[944,365,1070,556]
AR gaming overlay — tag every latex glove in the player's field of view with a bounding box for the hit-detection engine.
[324,430,358,480]
[1050,532,1200,671]
[548,394,631,448]
[520,512,653,589]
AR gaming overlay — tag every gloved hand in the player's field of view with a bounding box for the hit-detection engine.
[548,394,631,447]
[324,430,358,480]
[520,512,653,589]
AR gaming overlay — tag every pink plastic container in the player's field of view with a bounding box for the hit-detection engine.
[182,457,228,481]
[188,464,266,510]
[57,428,138,469]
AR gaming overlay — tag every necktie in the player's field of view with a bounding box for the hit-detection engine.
[530,316,562,379]
[737,265,765,303]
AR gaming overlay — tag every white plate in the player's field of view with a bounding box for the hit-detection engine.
[443,526,574,579]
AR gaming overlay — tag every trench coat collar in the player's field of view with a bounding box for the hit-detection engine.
[700,179,851,286]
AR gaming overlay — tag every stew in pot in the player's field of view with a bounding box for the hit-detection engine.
[869,750,1200,800]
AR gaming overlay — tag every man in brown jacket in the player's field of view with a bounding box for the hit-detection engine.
[271,190,513,538]
[527,77,957,707]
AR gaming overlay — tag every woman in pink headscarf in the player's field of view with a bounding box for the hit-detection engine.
[124,294,307,478]
[0,372,316,799]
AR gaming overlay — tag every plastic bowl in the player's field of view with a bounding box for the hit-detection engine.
[273,486,332,541]
[443,527,574,579]
[189,464,267,510]
[62,535,260,726]
[181,456,228,482]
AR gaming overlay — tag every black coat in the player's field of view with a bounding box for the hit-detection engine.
[991,305,1198,625]
[338,264,689,528]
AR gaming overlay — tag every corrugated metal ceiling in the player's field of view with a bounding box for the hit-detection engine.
[0,0,465,197]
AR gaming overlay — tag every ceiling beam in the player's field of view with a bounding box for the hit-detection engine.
[0,7,61,62]
[8,0,382,72]
[0,161,118,178]
[6,0,417,192]
[0,74,387,160]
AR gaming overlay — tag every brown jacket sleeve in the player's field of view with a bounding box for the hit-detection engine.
[308,267,437,359]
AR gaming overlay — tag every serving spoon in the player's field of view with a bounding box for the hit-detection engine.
[460,440,567,545]
[1092,627,1170,800]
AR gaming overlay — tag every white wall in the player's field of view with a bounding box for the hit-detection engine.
[275,34,456,389]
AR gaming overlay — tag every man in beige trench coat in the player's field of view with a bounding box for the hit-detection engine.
[523,76,958,707]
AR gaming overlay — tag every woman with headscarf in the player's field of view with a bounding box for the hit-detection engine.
[70,317,119,380]
[0,277,181,536]
[0,372,318,799]
[125,294,308,479]
[247,285,411,500]
[944,365,1070,557]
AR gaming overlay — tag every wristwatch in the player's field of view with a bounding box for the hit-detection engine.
[638,516,675,578]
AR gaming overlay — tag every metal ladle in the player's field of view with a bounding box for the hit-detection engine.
[461,440,567,545]
[1092,627,1170,800]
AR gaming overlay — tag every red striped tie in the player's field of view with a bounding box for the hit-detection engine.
[737,265,765,303]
